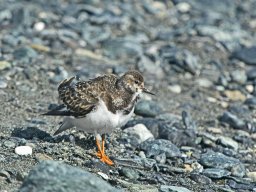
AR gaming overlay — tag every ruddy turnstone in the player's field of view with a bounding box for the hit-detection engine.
[43,70,154,165]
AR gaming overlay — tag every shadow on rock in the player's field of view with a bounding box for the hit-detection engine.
[11,127,53,141]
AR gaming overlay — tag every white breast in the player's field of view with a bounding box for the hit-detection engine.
[68,100,134,134]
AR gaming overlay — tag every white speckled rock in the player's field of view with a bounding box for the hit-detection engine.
[124,124,154,146]
[15,146,33,156]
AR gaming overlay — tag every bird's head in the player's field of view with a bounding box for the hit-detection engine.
[118,71,155,95]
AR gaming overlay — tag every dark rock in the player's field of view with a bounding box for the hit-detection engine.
[200,151,240,169]
[159,45,201,75]
[13,46,38,62]
[232,46,256,65]
[202,168,230,179]
[247,68,256,80]
[182,111,197,130]
[160,185,192,192]
[140,139,181,158]
[119,167,139,180]
[244,97,256,107]
[135,100,163,117]
[18,161,120,192]
[190,173,212,184]
[227,179,256,191]
[218,111,246,129]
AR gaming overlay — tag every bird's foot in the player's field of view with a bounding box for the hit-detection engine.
[96,151,114,166]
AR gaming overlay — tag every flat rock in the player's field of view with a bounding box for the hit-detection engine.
[232,46,256,65]
[160,185,192,192]
[203,168,230,179]
[18,160,121,192]
[200,151,240,169]
[140,139,181,158]
[135,100,163,117]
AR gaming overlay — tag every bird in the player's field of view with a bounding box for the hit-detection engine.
[43,70,154,165]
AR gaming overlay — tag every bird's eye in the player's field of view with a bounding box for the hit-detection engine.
[135,80,139,84]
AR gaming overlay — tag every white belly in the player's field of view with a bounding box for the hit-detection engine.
[67,100,134,134]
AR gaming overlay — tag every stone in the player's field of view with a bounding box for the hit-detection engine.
[224,90,246,101]
[196,78,213,88]
[200,151,240,169]
[230,70,247,84]
[202,168,230,179]
[135,100,163,117]
[140,139,181,158]
[0,61,11,70]
[15,146,32,156]
[160,185,192,192]
[246,172,256,182]
[0,80,8,89]
[190,173,212,184]
[120,168,139,180]
[217,136,239,151]
[18,161,120,192]
[232,46,256,65]
[231,164,246,178]
[218,111,246,130]
[244,97,256,107]
[123,124,154,146]
[3,140,16,148]
[168,85,182,93]
[247,68,256,80]
[13,46,38,61]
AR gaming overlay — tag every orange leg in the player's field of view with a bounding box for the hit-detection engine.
[96,134,114,166]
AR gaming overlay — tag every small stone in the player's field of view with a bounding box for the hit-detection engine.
[160,185,192,192]
[140,139,181,158]
[196,78,213,88]
[190,173,212,184]
[230,70,247,84]
[246,172,256,182]
[15,146,32,156]
[120,168,139,180]
[244,97,256,107]
[176,2,191,13]
[218,111,246,129]
[224,90,246,101]
[35,153,53,161]
[0,80,8,89]
[246,85,254,93]
[97,172,109,180]
[217,136,239,151]
[168,85,182,93]
[135,100,163,117]
[3,140,16,148]
[30,44,50,52]
[155,153,166,164]
[123,124,154,146]
[203,168,230,179]
[33,22,45,31]
[0,61,11,70]
[207,127,222,134]
[13,46,38,61]
[231,164,246,178]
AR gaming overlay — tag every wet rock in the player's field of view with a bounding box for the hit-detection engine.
[232,46,256,65]
[15,146,32,156]
[159,45,201,75]
[202,168,230,179]
[217,136,239,151]
[160,185,192,192]
[18,160,120,192]
[140,139,181,158]
[123,124,154,146]
[218,111,246,129]
[200,151,240,169]
[135,100,163,117]
[119,167,139,180]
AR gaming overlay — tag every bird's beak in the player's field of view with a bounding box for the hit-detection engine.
[143,88,155,95]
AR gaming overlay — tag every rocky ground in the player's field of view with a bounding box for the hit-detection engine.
[1,0,256,191]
